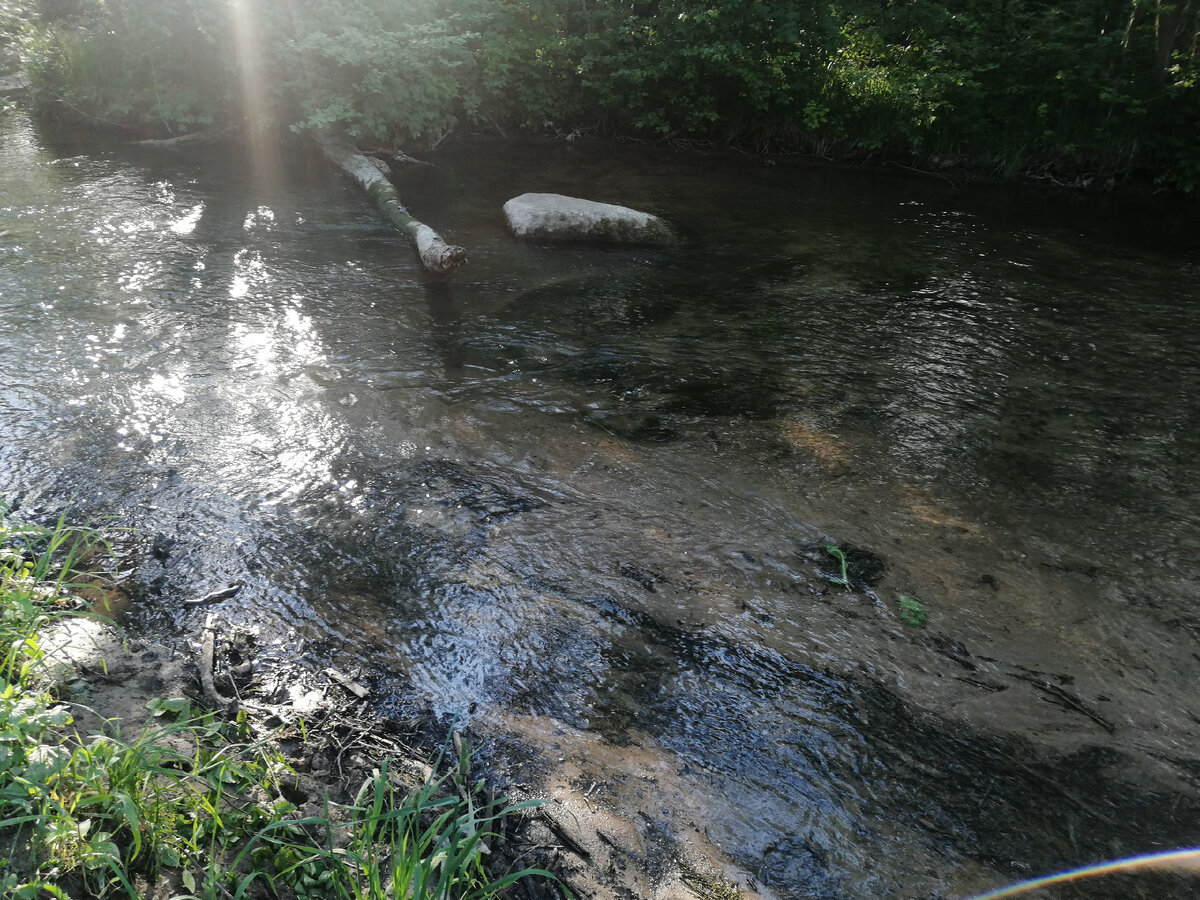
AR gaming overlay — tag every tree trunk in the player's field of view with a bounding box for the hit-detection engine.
[311,130,466,277]
[1153,0,1197,80]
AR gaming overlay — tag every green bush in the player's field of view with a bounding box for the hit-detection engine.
[24,0,232,131]
[280,0,477,145]
[0,1,35,70]
[11,0,1200,187]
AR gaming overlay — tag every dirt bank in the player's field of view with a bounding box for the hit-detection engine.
[43,611,759,900]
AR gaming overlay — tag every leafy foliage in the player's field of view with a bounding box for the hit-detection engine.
[279,0,477,145]
[0,0,34,70]
[823,544,853,592]
[22,0,233,130]
[449,0,1200,186]
[9,0,1200,185]
[265,754,552,900]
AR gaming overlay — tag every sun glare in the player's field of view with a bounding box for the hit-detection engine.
[228,1,279,193]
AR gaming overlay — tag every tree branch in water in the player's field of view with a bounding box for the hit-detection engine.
[311,130,466,276]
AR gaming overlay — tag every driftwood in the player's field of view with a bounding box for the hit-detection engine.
[311,130,466,276]
[133,125,238,148]
[183,583,242,607]
[51,98,143,132]
[323,667,370,699]
[199,615,232,712]
[0,74,28,95]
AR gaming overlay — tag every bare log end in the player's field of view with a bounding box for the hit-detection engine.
[416,225,468,276]
[314,130,468,276]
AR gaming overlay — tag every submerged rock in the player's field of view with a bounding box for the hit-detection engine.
[503,192,677,246]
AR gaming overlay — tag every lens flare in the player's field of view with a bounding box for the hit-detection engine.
[969,848,1200,899]
[228,0,279,192]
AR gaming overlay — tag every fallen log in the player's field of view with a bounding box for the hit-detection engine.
[311,130,466,276]
[132,125,238,148]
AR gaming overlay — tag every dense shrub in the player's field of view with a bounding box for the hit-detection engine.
[12,0,1200,188]
[22,0,234,130]
[0,0,35,70]
[278,0,477,145]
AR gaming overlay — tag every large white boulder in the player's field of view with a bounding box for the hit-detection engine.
[503,192,676,246]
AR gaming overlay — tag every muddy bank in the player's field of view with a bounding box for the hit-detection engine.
[44,606,763,900]
[24,527,1200,900]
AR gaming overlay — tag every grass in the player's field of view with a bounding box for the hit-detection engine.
[0,503,558,899]
[896,594,927,628]
[680,866,742,900]
[263,755,551,900]
[822,543,852,592]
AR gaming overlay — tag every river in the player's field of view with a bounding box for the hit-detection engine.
[2,108,1199,898]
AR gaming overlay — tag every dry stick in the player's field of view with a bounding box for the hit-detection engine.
[332,725,374,779]
[310,130,467,276]
[183,583,242,607]
[885,159,959,188]
[199,623,224,708]
[52,98,141,132]
[362,146,433,167]
[199,614,238,715]
[390,148,433,167]
[133,125,238,148]
[323,667,370,699]
[539,812,593,861]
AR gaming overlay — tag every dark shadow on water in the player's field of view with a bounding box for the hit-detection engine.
[491,594,1200,899]
[423,278,467,377]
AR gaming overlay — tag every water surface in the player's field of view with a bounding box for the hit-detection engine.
[3,110,1199,897]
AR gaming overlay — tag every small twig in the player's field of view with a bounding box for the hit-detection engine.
[332,726,372,779]
[1010,758,1117,825]
[885,160,959,189]
[1013,673,1115,733]
[539,812,592,861]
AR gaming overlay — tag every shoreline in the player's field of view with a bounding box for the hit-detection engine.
[9,543,754,899]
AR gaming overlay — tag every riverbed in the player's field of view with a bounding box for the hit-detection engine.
[2,109,1199,898]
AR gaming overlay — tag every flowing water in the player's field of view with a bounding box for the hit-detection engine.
[3,108,1200,898]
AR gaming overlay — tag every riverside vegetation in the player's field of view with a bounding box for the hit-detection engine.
[0,505,557,899]
[0,0,1197,191]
